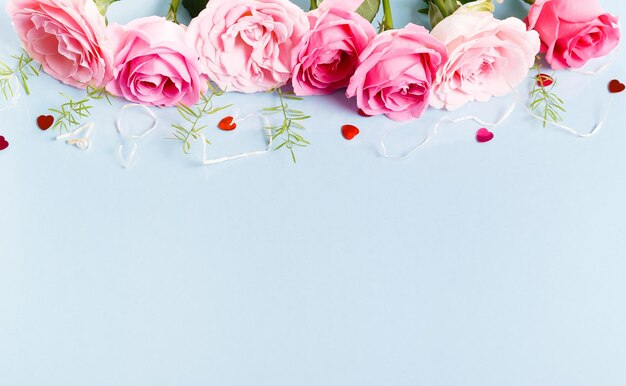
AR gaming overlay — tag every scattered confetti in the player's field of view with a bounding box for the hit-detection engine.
[218,116,237,131]
[476,128,494,143]
[0,135,9,151]
[608,79,625,94]
[36,115,54,130]
[341,124,360,140]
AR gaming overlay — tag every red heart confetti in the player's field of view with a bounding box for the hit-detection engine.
[218,116,237,131]
[535,73,554,87]
[357,108,372,117]
[0,136,9,151]
[341,124,360,140]
[608,79,625,94]
[476,128,494,143]
[37,115,54,131]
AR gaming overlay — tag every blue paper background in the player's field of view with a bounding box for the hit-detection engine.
[1,0,626,385]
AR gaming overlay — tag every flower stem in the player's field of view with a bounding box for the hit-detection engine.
[166,0,180,23]
[379,0,394,33]
[93,0,120,17]
[309,0,317,11]
[523,0,535,4]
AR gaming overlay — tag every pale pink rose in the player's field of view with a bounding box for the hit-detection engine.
[291,7,375,96]
[187,0,309,93]
[430,12,540,111]
[6,0,112,88]
[346,24,447,122]
[525,0,620,70]
[105,17,206,107]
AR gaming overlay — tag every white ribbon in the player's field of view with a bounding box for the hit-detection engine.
[520,93,612,138]
[116,103,158,168]
[512,81,613,138]
[56,121,94,150]
[202,112,273,165]
[380,99,516,159]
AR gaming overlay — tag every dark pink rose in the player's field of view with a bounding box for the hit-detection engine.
[106,16,206,107]
[526,0,620,69]
[291,7,375,96]
[346,24,447,122]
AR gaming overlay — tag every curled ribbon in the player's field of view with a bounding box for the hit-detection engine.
[380,99,517,159]
[201,111,273,165]
[56,121,94,150]
[116,103,158,168]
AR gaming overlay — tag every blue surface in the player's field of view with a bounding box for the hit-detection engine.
[1,1,626,385]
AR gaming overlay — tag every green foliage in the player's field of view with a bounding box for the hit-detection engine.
[421,0,460,28]
[528,67,566,128]
[262,89,310,164]
[182,0,385,24]
[167,0,181,23]
[377,0,392,32]
[419,0,483,28]
[49,95,94,133]
[356,0,382,23]
[312,0,381,22]
[0,51,40,103]
[170,83,231,154]
[85,84,113,104]
[93,0,121,17]
[48,86,112,133]
[182,0,208,18]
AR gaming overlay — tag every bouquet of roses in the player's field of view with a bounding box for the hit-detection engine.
[1,0,621,160]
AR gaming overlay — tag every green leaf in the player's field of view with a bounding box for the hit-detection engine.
[317,0,381,22]
[182,0,208,18]
[355,0,381,22]
[92,0,120,17]
[427,0,459,29]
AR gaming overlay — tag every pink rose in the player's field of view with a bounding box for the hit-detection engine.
[291,7,375,96]
[430,12,540,111]
[346,24,447,122]
[6,0,112,88]
[105,16,206,107]
[525,0,620,70]
[187,0,309,93]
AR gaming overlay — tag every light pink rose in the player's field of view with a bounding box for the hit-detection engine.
[291,7,375,96]
[525,0,620,70]
[430,12,540,111]
[187,0,309,93]
[105,16,206,107]
[346,24,447,122]
[6,0,112,88]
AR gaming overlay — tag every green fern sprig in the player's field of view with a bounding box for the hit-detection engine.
[85,84,113,105]
[48,86,112,133]
[170,83,231,154]
[262,88,310,163]
[528,66,566,128]
[0,51,41,103]
[49,94,94,133]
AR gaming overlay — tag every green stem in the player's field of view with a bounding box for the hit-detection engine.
[379,0,394,33]
[309,0,317,11]
[523,0,535,4]
[93,0,120,17]
[166,0,181,23]
[182,89,216,152]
